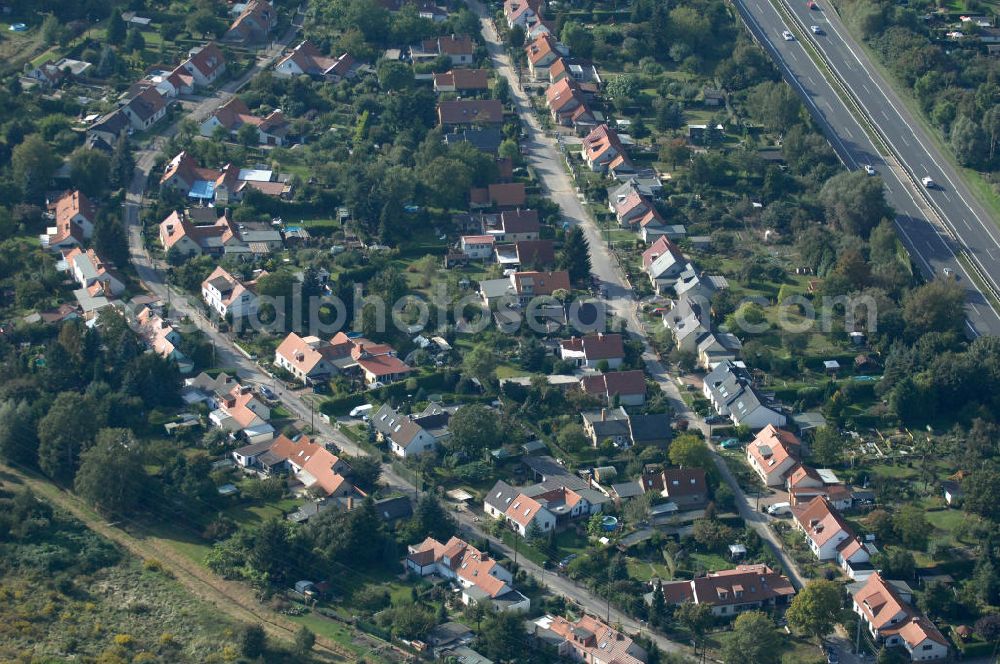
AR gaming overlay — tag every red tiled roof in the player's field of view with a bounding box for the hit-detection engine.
[580,370,646,397]
[560,333,624,360]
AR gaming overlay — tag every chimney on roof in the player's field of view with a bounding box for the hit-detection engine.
[346,496,354,510]
[601,409,606,422]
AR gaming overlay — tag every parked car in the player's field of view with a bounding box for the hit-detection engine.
[705,414,728,425]
[720,438,741,449]
[258,385,277,401]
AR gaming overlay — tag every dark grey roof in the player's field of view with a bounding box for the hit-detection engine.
[611,481,644,499]
[374,495,413,521]
[590,419,631,441]
[234,439,274,458]
[484,480,519,513]
[521,455,572,481]
[427,621,473,647]
[629,413,672,443]
[443,128,503,153]
[89,109,129,136]
[522,440,547,454]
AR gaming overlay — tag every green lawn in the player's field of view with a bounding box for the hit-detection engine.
[287,613,374,658]
[688,551,733,573]
[627,558,672,582]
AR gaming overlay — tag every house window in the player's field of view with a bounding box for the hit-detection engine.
[922,645,933,651]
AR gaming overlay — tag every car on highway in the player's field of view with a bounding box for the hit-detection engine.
[806,0,818,8]
[782,30,795,40]
[863,164,876,175]
[921,176,936,188]
[810,24,823,34]
[943,267,957,279]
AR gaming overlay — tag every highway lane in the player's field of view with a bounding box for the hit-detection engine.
[779,0,1000,297]
[730,0,1000,337]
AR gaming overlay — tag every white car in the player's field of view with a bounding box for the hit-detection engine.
[782,30,795,40]
[863,164,876,175]
[943,267,956,279]
[810,25,823,34]
[921,176,936,188]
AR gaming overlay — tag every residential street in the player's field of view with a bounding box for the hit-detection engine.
[469,0,807,591]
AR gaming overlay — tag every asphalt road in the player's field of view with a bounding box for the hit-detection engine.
[730,0,1000,337]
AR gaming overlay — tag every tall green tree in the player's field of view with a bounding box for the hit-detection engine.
[74,428,146,516]
[447,403,501,456]
[12,135,60,201]
[93,215,130,267]
[722,611,782,664]
[786,579,842,640]
[106,9,126,45]
[37,393,102,484]
[810,427,843,467]
[0,400,39,467]
[559,225,592,286]
[668,434,713,473]
[818,170,892,238]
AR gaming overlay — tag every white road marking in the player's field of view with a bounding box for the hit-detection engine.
[987,247,998,260]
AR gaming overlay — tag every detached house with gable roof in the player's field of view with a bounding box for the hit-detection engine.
[853,573,948,661]
[372,403,452,458]
[504,0,542,28]
[579,369,646,406]
[581,124,632,175]
[406,536,530,611]
[703,360,785,429]
[746,424,801,487]
[199,97,289,146]
[653,564,795,618]
[64,247,125,298]
[560,333,625,369]
[525,33,565,79]
[412,34,476,65]
[122,86,168,131]
[209,382,275,442]
[201,266,262,319]
[42,190,95,250]
[182,42,226,87]
[274,332,340,384]
[136,306,193,373]
[225,0,275,43]
[274,41,361,81]
[529,614,647,664]
[437,99,504,127]
[792,496,876,578]
[643,236,688,287]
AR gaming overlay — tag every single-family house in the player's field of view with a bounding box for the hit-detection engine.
[510,270,570,304]
[792,496,866,564]
[274,41,360,81]
[406,536,530,611]
[853,573,948,661]
[746,424,801,487]
[460,234,496,259]
[182,42,226,87]
[703,361,786,429]
[504,0,542,28]
[209,382,275,442]
[653,565,795,618]
[87,110,130,146]
[485,208,539,241]
[529,614,647,664]
[437,99,504,127]
[433,69,490,93]
[661,295,710,354]
[546,78,591,126]
[372,403,451,458]
[201,266,262,319]
[64,247,125,298]
[225,0,275,43]
[581,124,631,174]
[199,97,289,146]
[136,307,192,372]
[582,407,631,447]
[696,331,743,370]
[122,86,168,131]
[413,34,476,65]
[640,466,709,511]
[643,235,687,286]
[274,333,339,384]
[525,34,563,79]
[351,340,414,386]
[579,370,646,406]
[470,182,526,210]
[41,190,96,250]
[549,57,600,86]
[560,333,625,369]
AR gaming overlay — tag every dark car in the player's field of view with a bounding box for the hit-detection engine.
[705,414,728,425]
